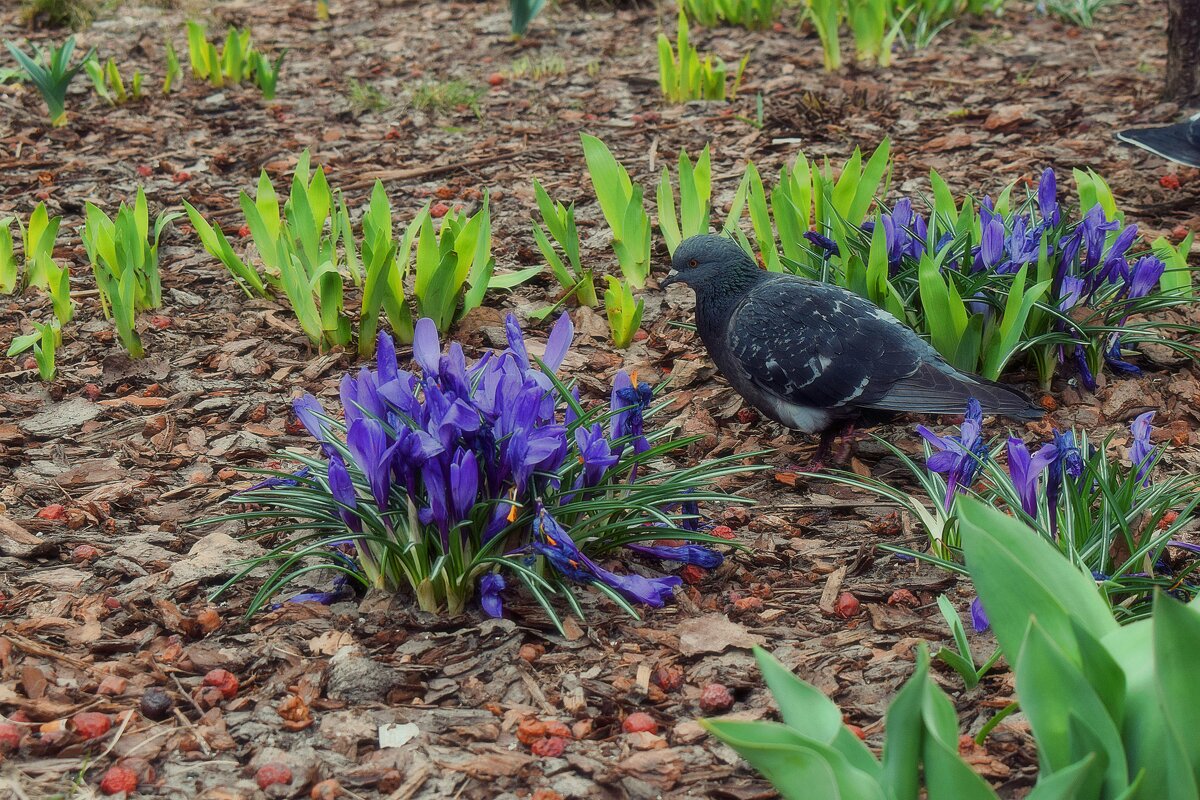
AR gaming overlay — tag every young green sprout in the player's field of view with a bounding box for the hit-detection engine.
[580,134,652,288]
[657,145,712,256]
[4,36,95,127]
[84,56,144,105]
[657,10,749,103]
[81,188,179,358]
[604,276,644,348]
[531,179,597,318]
[7,320,59,381]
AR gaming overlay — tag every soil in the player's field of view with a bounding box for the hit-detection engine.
[1,0,1198,798]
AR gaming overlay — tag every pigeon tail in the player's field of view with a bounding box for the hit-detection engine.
[1117,113,1200,169]
[864,362,1043,420]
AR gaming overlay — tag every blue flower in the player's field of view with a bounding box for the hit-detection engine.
[1126,255,1165,300]
[625,542,723,569]
[1006,437,1057,518]
[532,507,681,607]
[327,455,361,533]
[803,231,840,257]
[480,572,506,618]
[611,370,653,456]
[1037,168,1060,226]
[346,418,398,511]
[970,597,990,632]
[917,399,987,510]
[1130,411,1155,486]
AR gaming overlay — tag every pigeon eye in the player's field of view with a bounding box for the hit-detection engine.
[688,259,698,267]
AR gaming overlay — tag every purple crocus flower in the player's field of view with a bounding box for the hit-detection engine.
[1006,437,1057,518]
[1045,429,1083,537]
[974,216,1006,272]
[1097,225,1138,286]
[803,231,840,257]
[294,394,332,446]
[575,424,619,487]
[611,371,653,455]
[1037,168,1060,226]
[327,454,361,532]
[970,597,990,633]
[1105,336,1141,374]
[1126,255,1165,300]
[532,506,681,607]
[449,448,479,524]
[1058,275,1085,311]
[1079,206,1119,273]
[1074,345,1097,391]
[287,575,355,606]
[412,317,442,378]
[244,467,311,492]
[1130,411,1155,486]
[480,572,505,618]
[917,398,988,510]
[346,417,398,511]
[625,542,723,569]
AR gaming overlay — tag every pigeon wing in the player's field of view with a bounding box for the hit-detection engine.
[726,278,923,410]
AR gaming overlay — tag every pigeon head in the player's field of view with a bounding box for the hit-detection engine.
[662,234,758,290]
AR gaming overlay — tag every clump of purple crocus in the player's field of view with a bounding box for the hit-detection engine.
[246,313,729,621]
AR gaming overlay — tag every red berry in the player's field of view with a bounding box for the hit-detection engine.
[202,668,239,699]
[136,165,153,177]
[835,592,861,618]
[652,664,684,692]
[173,171,191,183]
[238,224,252,238]
[699,683,734,713]
[73,544,101,562]
[36,504,67,521]
[543,720,572,739]
[487,72,504,86]
[72,712,112,739]
[1172,224,1190,241]
[710,525,735,540]
[99,765,138,794]
[1160,174,1181,190]
[622,712,658,734]
[0,723,21,753]
[256,763,293,789]
[530,736,567,757]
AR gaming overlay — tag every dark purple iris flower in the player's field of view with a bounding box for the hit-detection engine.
[575,423,619,487]
[918,398,987,510]
[294,394,332,446]
[480,572,506,618]
[346,417,398,511]
[611,370,653,455]
[1045,429,1083,538]
[327,455,361,533]
[970,597,990,633]
[244,467,311,493]
[803,231,840,257]
[1126,255,1165,300]
[1006,437,1057,518]
[1104,337,1141,374]
[532,507,681,607]
[1037,168,1060,226]
[625,542,723,569]
[1130,411,1155,486]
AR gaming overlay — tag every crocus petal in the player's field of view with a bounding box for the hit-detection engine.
[294,394,329,443]
[412,317,442,377]
[625,542,723,569]
[480,572,505,618]
[970,597,990,632]
[590,564,681,607]
[376,331,399,385]
[542,312,574,373]
[505,313,530,371]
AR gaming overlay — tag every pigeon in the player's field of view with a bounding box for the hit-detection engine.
[661,235,1042,449]
[1117,111,1200,168]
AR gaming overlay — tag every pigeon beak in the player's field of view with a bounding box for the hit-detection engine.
[661,270,681,288]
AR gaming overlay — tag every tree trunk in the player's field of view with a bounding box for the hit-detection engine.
[1166,0,1200,101]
